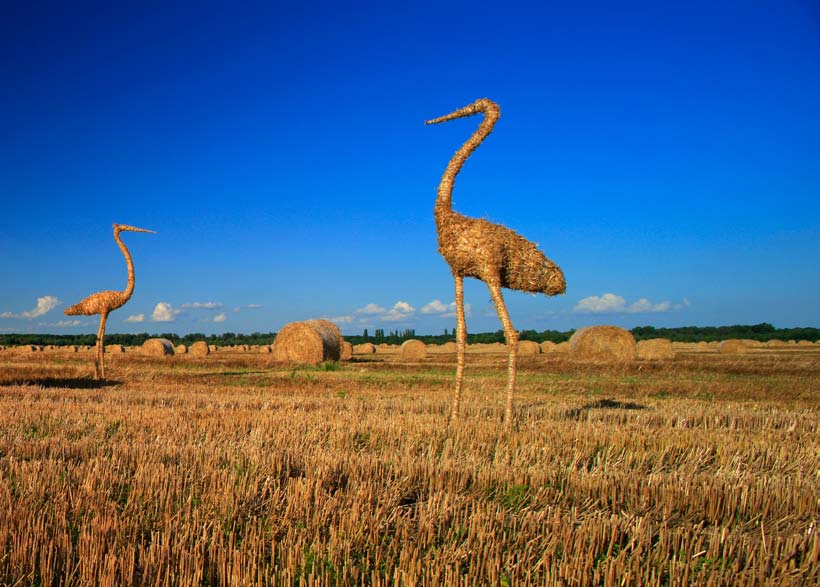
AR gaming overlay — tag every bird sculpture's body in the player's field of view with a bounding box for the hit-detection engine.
[426,98,566,425]
[65,224,155,379]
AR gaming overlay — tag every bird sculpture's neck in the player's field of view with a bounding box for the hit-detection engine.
[114,229,136,300]
[428,98,500,225]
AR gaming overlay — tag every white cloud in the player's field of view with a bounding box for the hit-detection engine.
[1,295,61,319]
[37,319,84,328]
[181,301,223,309]
[573,293,688,314]
[421,300,449,314]
[151,302,180,322]
[213,312,227,323]
[125,314,145,323]
[382,301,416,322]
[329,315,355,325]
[246,304,263,309]
[421,299,472,319]
[355,303,387,315]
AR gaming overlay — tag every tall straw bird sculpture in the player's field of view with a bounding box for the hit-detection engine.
[64,223,155,379]
[426,98,566,426]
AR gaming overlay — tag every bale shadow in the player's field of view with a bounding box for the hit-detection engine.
[0,377,121,389]
[564,398,648,420]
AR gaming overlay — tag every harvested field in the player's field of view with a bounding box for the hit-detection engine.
[0,345,818,586]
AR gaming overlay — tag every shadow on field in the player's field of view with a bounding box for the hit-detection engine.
[0,377,121,389]
[212,370,269,377]
[564,398,648,420]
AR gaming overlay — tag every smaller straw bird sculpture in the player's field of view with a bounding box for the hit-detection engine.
[65,223,155,379]
[426,98,566,426]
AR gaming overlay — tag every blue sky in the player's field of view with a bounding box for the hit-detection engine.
[1,0,818,336]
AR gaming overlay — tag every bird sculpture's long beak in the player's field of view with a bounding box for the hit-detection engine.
[114,223,156,234]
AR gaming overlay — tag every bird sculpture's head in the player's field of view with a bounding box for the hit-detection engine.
[531,261,566,297]
[113,223,156,235]
[543,266,566,297]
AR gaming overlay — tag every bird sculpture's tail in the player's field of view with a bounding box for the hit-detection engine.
[426,98,500,217]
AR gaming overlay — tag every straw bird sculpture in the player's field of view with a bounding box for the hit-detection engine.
[64,223,155,379]
[426,98,566,426]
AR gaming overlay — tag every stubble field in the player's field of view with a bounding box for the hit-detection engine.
[0,344,818,586]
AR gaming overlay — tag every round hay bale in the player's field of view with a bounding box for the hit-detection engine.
[766,339,786,348]
[400,339,427,360]
[569,326,637,363]
[518,340,541,356]
[271,319,342,365]
[142,338,175,357]
[637,338,674,360]
[175,344,188,354]
[15,345,40,353]
[208,344,218,352]
[353,342,376,355]
[340,340,353,360]
[67,345,78,353]
[105,344,125,354]
[718,339,749,354]
[539,341,557,353]
[258,345,271,354]
[797,340,813,347]
[554,341,569,353]
[189,341,210,356]
[441,341,458,353]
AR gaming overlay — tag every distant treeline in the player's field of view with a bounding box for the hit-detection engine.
[1,323,817,348]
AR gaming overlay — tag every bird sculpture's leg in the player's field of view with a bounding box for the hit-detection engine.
[451,275,466,424]
[486,282,518,427]
[95,312,109,380]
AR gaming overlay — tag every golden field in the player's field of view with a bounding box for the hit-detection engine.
[0,344,818,586]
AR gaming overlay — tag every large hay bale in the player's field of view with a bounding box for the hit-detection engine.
[539,341,557,353]
[105,344,125,354]
[637,338,674,360]
[441,341,458,353]
[340,341,353,360]
[271,319,342,365]
[719,339,749,354]
[15,345,40,353]
[353,342,377,355]
[400,339,427,360]
[189,341,210,356]
[797,340,813,347]
[569,326,637,363]
[554,341,569,353]
[766,339,786,348]
[208,345,218,352]
[175,344,188,354]
[518,340,541,356]
[142,338,175,357]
